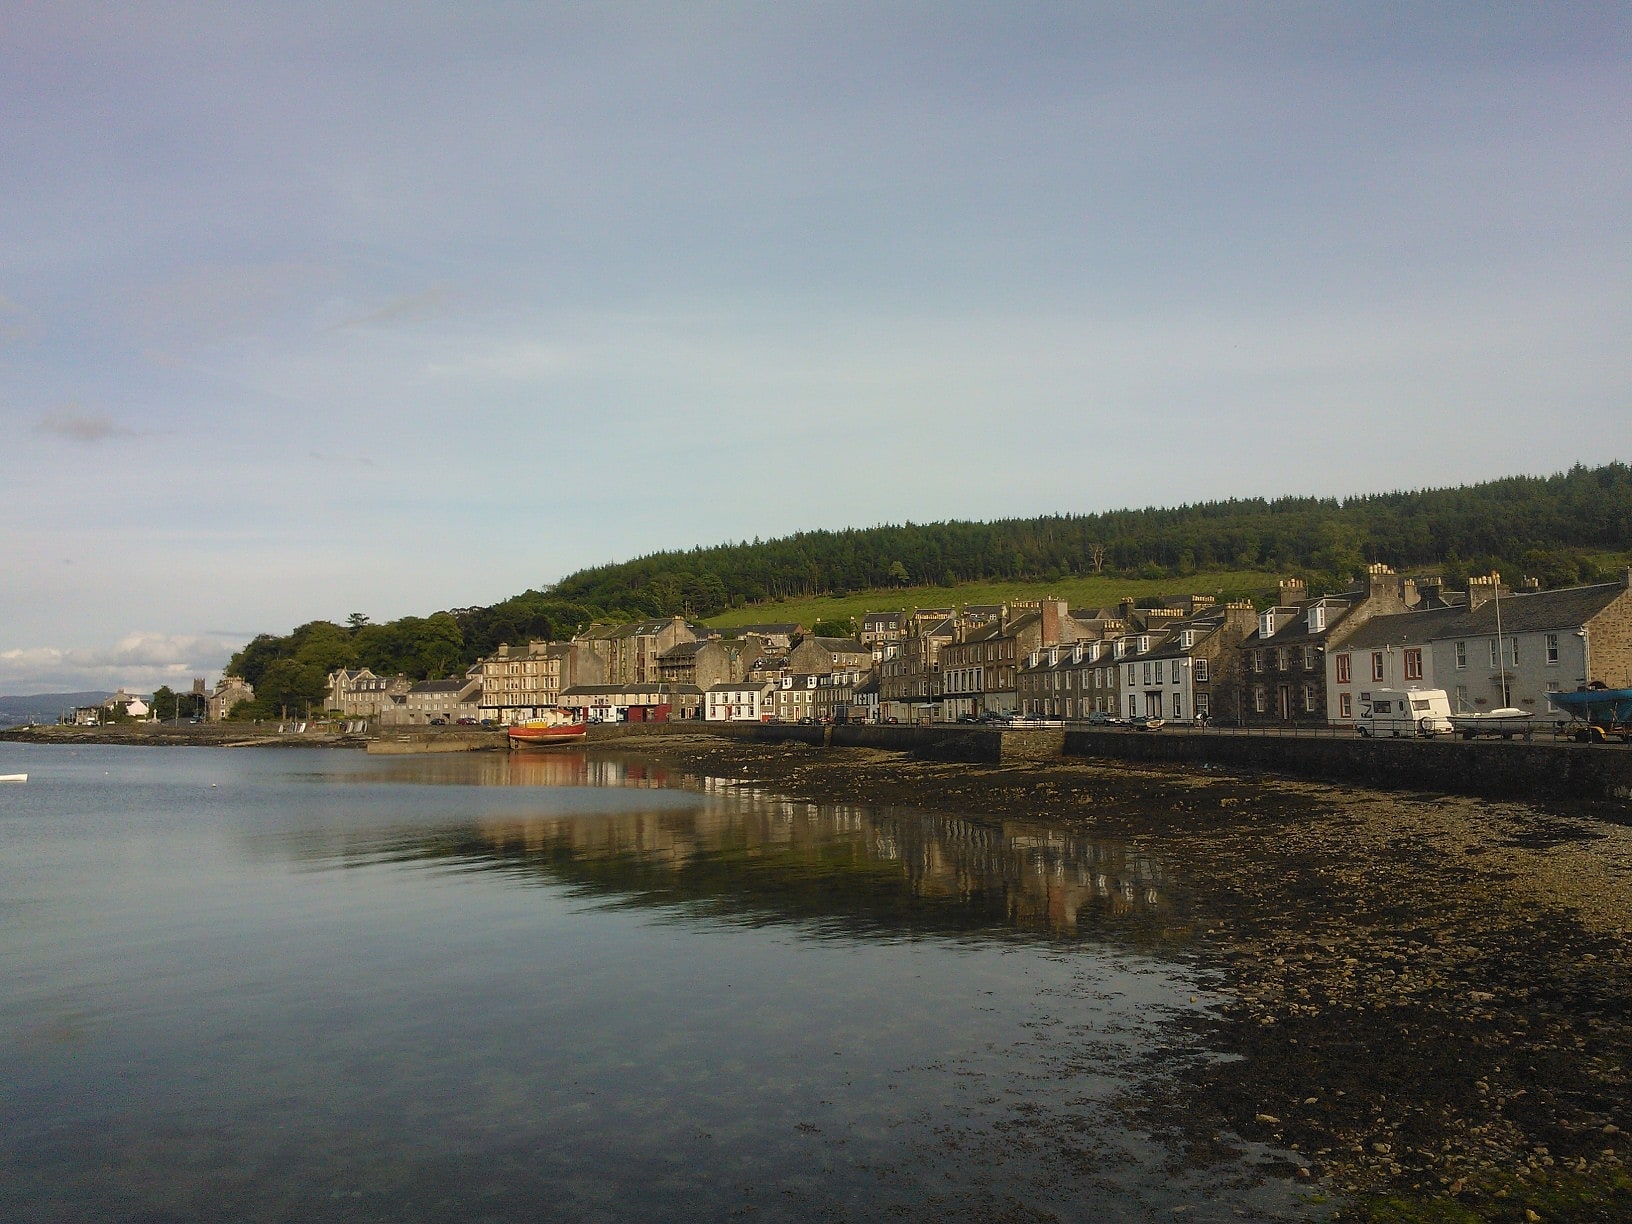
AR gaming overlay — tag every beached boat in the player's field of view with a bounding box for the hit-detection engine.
[506,711,588,747]
[0,773,27,783]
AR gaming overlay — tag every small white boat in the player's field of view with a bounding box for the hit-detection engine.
[1449,708,1536,740]
[0,773,27,783]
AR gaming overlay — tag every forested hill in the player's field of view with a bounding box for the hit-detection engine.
[552,463,1632,615]
[224,463,1631,715]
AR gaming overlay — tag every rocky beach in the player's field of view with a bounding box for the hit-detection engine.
[616,731,1632,1222]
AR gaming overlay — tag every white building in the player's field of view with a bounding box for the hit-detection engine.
[1326,572,1632,725]
[705,680,774,722]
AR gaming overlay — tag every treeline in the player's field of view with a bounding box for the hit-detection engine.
[554,463,1632,613]
[224,463,1632,715]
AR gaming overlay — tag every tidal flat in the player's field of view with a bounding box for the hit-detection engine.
[622,732,1632,1222]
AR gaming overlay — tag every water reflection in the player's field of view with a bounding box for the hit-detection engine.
[281,752,1180,942]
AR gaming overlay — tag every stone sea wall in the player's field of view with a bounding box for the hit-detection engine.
[679,722,1632,803]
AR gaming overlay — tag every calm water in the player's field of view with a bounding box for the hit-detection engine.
[0,743,1312,1222]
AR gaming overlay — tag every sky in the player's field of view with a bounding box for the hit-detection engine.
[2,3,1629,695]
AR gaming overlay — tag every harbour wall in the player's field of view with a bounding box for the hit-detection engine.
[682,722,1632,803]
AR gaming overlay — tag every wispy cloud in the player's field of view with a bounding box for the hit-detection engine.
[334,285,451,329]
[34,403,142,443]
[0,294,27,344]
[308,449,375,467]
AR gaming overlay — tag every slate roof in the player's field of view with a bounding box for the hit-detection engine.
[1340,579,1629,649]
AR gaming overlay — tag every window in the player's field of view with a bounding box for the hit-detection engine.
[1196,693,1210,719]
[1127,665,1136,687]
[1371,652,1385,682]
[1252,649,1264,673]
[1404,649,1423,681]
[1194,657,1209,683]
[1546,633,1559,664]
[1308,605,1326,633]
[1339,692,1352,718]
[1302,646,1316,670]
[1336,653,1352,683]
[1489,639,1499,667]
[1276,647,1289,671]
[1455,641,1467,669]
[1173,695,1183,719]
[1509,638,1519,666]
[1304,685,1318,713]
[1253,686,1267,714]
[1142,662,1152,685]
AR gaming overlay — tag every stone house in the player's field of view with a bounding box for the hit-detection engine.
[879,615,956,723]
[1238,566,1422,725]
[575,617,703,687]
[388,676,483,726]
[657,637,762,692]
[1326,569,1632,725]
[207,675,255,721]
[326,668,411,720]
[475,640,608,726]
[1115,602,1258,722]
[788,636,872,676]
[941,600,1086,719]
[771,674,819,723]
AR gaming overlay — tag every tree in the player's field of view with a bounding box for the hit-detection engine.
[812,617,857,639]
[347,612,371,629]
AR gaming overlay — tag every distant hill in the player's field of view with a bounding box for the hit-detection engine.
[222,463,1632,716]
[0,692,113,727]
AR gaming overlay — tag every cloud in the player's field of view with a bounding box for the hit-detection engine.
[33,403,142,443]
[0,294,27,344]
[0,630,241,694]
[334,285,451,329]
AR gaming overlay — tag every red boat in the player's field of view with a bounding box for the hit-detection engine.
[506,711,589,746]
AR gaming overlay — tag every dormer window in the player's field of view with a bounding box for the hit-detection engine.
[1308,605,1326,633]
[1179,630,1195,649]
[1259,613,1276,639]
[1136,635,1150,653]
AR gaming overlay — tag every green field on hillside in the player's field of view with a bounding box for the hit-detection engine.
[703,568,1285,632]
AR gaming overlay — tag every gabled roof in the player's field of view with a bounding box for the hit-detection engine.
[807,636,869,653]
[1338,579,1629,648]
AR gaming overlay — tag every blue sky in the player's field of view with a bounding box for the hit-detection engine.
[2,3,1628,693]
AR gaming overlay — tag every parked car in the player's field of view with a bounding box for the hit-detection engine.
[1085,710,1115,726]
[456,717,476,725]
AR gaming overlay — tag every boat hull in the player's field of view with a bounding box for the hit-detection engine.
[1547,687,1632,726]
[506,721,588,747]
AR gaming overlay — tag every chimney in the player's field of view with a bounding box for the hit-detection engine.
[1278,577,1306,605]
[1622,567,1632,590]
[1041,598,1066,645]
[1466,572,1502,610]
[1118,596,1137,620]
[1363,562,1396,597]
[1520,576,1541,592]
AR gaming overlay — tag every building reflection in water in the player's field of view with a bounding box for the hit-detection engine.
[406,757,1178,940]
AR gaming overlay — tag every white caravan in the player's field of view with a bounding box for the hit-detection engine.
[1357,688,1454,738]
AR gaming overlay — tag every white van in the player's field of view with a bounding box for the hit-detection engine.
[1357,688,1454,738]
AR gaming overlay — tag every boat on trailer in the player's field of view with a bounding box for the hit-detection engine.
[1546,686,1632,743]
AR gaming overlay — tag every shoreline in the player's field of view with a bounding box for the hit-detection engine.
[609,732,1632,1222]
[8,724,1631,1219]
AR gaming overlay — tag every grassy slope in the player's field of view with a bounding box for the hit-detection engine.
[702,568,1283,631]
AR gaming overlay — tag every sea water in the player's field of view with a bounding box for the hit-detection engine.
[0,742,1315,1221]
